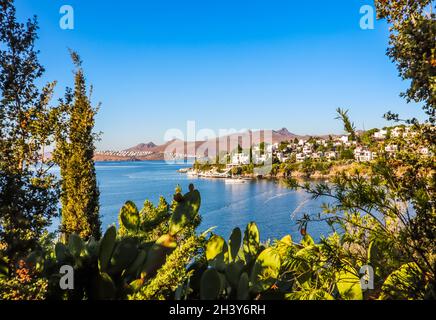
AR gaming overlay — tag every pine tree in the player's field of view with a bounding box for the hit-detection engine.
[54,51,101,240]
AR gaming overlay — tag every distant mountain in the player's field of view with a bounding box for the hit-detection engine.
[125,142,157,152]
[103,128,345,162]
[273,127,296,137]
[121,128,307,159]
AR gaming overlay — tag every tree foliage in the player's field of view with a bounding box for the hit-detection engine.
[53,52,101,240]
[335,108,357,141]
[0,0,59,260]
[375,0,436,123]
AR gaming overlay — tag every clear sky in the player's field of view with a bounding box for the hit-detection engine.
[15,0,425,150]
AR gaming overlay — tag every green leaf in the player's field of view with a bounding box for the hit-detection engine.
[109,238,138,274]
[98,226,117,273]
[0,256,8,278]
[225,261,244,288]
[300,234,315,247]
[228,227,242,262]
[55,242,70,264]
[206,235,226,261]
[125,249,147,278]
[336,268,362,300]
[169,189,201,235]
[119,201,140,232]
[205,235,228,271]
[250,247,281,293]
[379,262,423,300]
[142,234,177,277]
[243,222,260,259]
[68,233,84,257]
[93,272,116,300]
[200,268,222,300]
[237,272,250,300]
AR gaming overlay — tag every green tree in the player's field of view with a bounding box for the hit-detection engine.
[339,148,354,160]
[0,0,59,260]
[360,128,378,146]
[53,52,101,240]
[297,0,436,297]
[279,141,289,152]
[375,0,435,123]
[335,108,356,141]
[237,144,242,153]
[259,142,265,155]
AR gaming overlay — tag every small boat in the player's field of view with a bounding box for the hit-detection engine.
[225,178,247,184]
[186,171,198,177]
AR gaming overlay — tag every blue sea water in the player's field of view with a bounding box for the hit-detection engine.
[91,161,332,242]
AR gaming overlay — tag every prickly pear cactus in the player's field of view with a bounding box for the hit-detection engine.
[228,227,242,262]
[250,247,281,293]
[98,226,117,273]
[119,201,140,235]
[243,222,260,261]
[200,268,222,300]
[169,185,201,235]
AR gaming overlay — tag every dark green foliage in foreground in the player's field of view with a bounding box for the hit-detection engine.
[0,0,59,261]
[0,0,435,301]
[1,172,434,300]
[3,185,205,300]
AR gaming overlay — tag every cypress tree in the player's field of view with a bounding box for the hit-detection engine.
[54,51,101,240]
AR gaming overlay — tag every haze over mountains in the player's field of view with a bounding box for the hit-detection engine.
[94,128,341,161]
[125,142,157,152]
[126,128,334,151]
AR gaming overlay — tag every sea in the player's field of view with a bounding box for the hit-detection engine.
[85,160,332,242]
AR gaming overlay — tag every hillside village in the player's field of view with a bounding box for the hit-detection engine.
[209,125,430,167]
[94,125,432,169]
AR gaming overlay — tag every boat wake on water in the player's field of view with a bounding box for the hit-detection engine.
[290,198,311,220]
[263,191,295,204]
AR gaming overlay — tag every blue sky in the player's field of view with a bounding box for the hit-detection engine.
[15,0,424,150]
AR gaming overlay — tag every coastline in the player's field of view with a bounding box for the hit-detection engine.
[178,168,336,182]
[179,161,370,182]
[93,158,369,182]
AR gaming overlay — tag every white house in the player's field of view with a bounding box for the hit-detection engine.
[296,153,308,162]
[265,144,275,153]
[231,153,250,165]
[385,144,398,153]
[276,152,288,163]
[302,145,312,155]
[374,129,388,140]
[354,148,376,162]
[325,151,337,160]
[253,153,268,165]
[311,152,324,161]
[340,135,349,143]
[391,127,403,138]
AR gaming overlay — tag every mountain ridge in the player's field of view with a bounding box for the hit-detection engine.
[120,128,341,155]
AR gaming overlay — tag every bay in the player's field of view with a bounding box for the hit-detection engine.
[93,160,332,242]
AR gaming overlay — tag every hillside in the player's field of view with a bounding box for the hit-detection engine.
[94,128,341,161]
